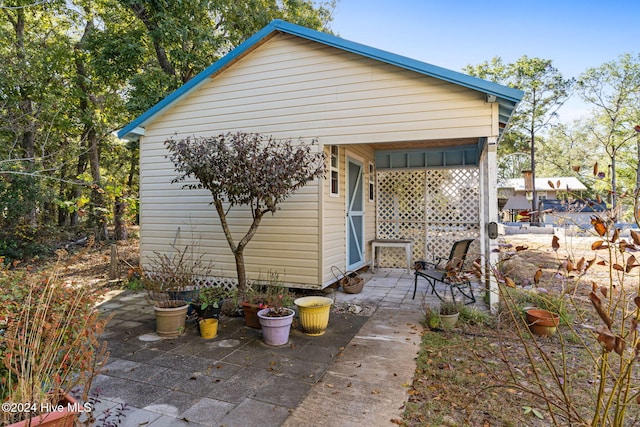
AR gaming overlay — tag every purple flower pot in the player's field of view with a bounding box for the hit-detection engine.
[257,308,295,346]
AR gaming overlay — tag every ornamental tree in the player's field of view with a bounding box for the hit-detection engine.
[165,132,326,300]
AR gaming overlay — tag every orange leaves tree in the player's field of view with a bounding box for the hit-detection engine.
[165,132,325,300]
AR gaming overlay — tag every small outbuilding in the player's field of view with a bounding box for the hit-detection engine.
[118,20,523,298]
[499,177,588,222]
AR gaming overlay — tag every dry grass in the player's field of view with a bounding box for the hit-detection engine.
[399,231,640,427]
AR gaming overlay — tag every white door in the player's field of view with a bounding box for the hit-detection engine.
[346,157,364,270]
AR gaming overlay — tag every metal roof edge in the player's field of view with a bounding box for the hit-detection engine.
[118,19,524,140]
[117,20,281,140]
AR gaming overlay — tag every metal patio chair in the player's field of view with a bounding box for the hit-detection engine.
[413,238,476,305]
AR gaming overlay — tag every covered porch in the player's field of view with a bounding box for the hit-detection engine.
[338,138,499,309]
[331,267,488,313]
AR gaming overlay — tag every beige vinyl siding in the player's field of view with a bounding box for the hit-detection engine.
[139,32,495,288]
[144,33,494,144]
[138,163,322,286]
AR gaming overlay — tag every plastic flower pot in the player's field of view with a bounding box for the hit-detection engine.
[154,300,188,338]
[199,318,218,339]
[257,307,295,346]
[294,296,333,336]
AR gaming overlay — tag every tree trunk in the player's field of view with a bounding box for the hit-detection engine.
[75,15,107,239]
[610,153,617,217]
[234,249,247,302]
[128,2,176,77]
[213,198,266,300]
[126,141,139,224]
[56,163,70,226]
[114,196,128,240]
[12,8,37,225]
[88,128,107,239]
[636,131,640,226]
[70,149,88,227]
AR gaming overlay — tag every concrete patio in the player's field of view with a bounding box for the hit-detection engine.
[89,269,484,426]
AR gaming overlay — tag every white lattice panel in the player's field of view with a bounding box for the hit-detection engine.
[376,171,426,267]
[424,168,480,261]
[376,168,480,268]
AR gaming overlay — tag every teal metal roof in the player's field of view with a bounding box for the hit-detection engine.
[118,19,524,140]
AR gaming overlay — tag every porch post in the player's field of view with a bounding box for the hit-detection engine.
[480,136,500,312]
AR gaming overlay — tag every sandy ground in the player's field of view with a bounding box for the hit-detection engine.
[500,230,640,293]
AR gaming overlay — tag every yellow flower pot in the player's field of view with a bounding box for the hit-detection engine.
[294,296,333,336]
[199,318,219,339]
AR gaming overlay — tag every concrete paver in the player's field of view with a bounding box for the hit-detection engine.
[91,268,483,426]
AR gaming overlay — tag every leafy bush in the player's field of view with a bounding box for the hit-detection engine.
[0,168,40,227]
[0,224,52,263]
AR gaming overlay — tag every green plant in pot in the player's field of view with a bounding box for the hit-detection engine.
[240,272,293,328]
[192,286,229,320]
[1,257,110,426]
[239,283,270,328]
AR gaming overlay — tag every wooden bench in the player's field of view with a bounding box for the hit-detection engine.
[370,239,413,275]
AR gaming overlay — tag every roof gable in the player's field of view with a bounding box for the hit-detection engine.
[118,20,524,140]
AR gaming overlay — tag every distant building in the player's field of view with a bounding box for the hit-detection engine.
[539,199,607,227]
[499,177,588,222]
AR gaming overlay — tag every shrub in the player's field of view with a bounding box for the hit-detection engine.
[494,214,640,425]
[0,255,110,425]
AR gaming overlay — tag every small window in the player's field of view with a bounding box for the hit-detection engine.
[330,146,339,196]
[368,162,375,202]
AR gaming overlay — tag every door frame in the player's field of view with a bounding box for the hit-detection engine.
[346,155,365,270]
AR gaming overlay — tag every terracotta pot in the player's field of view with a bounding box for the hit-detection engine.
[257,307,295,346]
[240,301,264,329]
[526,308,560,336]
[7,393,80,427]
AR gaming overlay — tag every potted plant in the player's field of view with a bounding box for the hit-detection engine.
[256,286,296,346]
[1,260,109,427]
[142,244,214,338]
[439,300,462,329]
[239,272,290,329]
[239,284,270,328]
[192,285,228,320]
[191,285,229,339]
